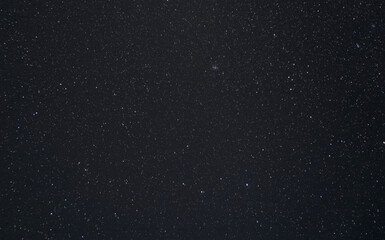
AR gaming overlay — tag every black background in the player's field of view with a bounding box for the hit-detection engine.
[1,0,385,239]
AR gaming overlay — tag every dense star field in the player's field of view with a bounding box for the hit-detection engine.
[1,1,385,239]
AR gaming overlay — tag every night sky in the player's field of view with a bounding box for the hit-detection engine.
[1,1,385,239]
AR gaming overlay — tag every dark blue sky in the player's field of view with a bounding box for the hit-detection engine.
[1,1,384,239]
